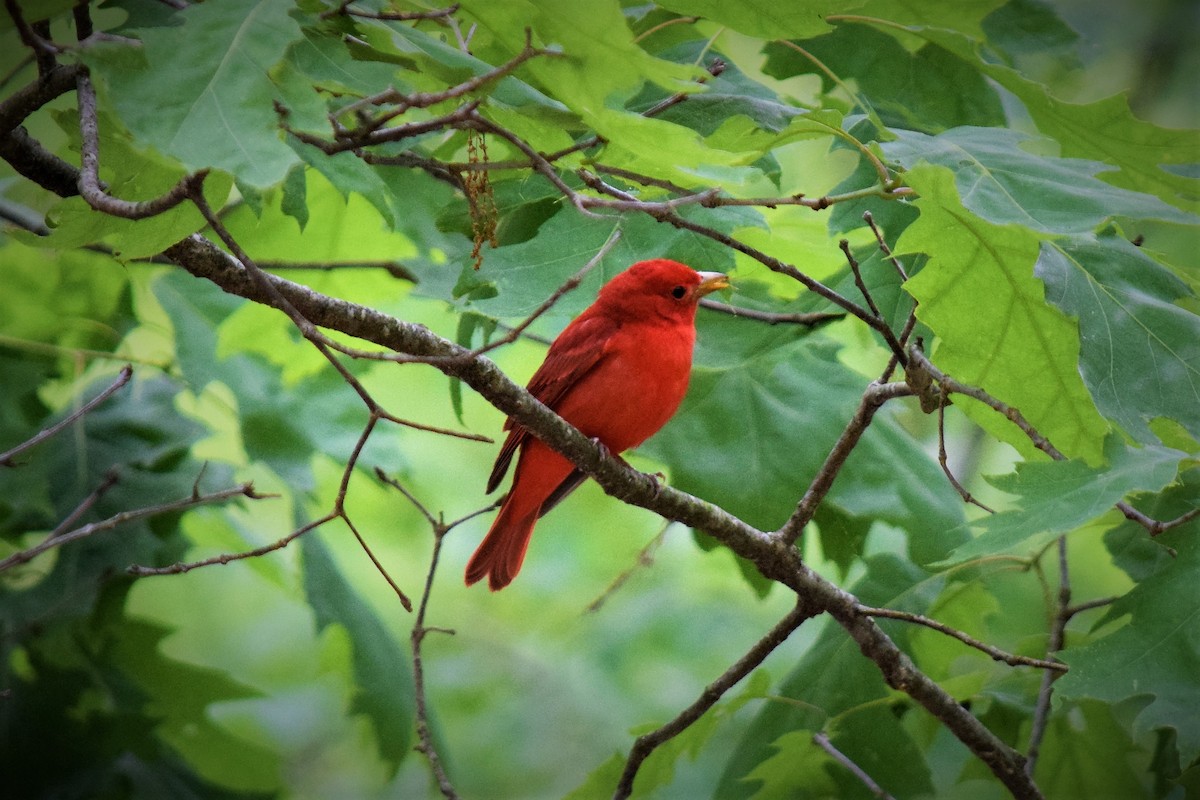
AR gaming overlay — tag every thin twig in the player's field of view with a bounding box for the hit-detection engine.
[3,482,263,573]
[334,415,413,611]
[907,346,1066,461]
[49,468,121,537]
[858,605,1065,672]
[633,15,700,43]
[840,238,884,320]
[698,299,843,326]
[4,0,61,72]
[128,511,330,577]
[585,521,673,613]
[1116,502,1200,537]
[613,602,815,799]
[1026,537,1070,775]
[332,30,545,125]
[813,732,898,800]
[471,228,621,358]
[0,364,132,466]
[1066,596,1116,617]
[863,211,909,281]
[410,514,460,800]
[937,400,995,512]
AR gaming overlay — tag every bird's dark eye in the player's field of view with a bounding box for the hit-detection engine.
[671,285,687,299]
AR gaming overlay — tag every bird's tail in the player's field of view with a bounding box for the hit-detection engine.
[464,498,538,591]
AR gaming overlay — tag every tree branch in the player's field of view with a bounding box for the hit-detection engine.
[75,71,209,218]
[160,233,1043,798]
[614,602,815,799]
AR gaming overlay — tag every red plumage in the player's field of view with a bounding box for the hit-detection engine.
[465,259,728,590]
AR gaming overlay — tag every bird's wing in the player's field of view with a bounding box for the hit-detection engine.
[486,314,619,494]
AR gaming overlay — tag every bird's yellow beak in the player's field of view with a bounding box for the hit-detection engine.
[694,272,730,298]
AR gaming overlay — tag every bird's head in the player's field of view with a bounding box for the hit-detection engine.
[597,259,729,322]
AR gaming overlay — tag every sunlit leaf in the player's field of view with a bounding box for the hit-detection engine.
[898,165,1110,462]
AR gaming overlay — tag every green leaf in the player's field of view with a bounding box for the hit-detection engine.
[857,0,1007,39]
[895,24,1200,212]
[898,165,1110,462]
[647,44,806,136]
[301,532,415,773]
[883,127,1198,232]
[981,0,1082,71]
[0,244,129,350]
[280,164,309,230]
[470,0,757,186]
[218,167,420,263]
[1035,233,1200,444]
[740,731,840,799]
[1057,533,1200,766]
[106,619,281,791]
[562,752,625,800]
[654,0,855,39]
[944,436,1185,563]
[1031,700,1154,799]
[83,0,305,188]
[764,26,1005,134]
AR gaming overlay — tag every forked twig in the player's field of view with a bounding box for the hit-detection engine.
[376,469,499,799]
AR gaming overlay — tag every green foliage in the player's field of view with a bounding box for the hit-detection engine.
[2,0,1197,798]
[1059,535,1200,766]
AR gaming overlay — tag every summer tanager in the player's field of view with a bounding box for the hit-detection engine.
[465,259,729,590]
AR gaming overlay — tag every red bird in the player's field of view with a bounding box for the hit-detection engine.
[465,259,729,591]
